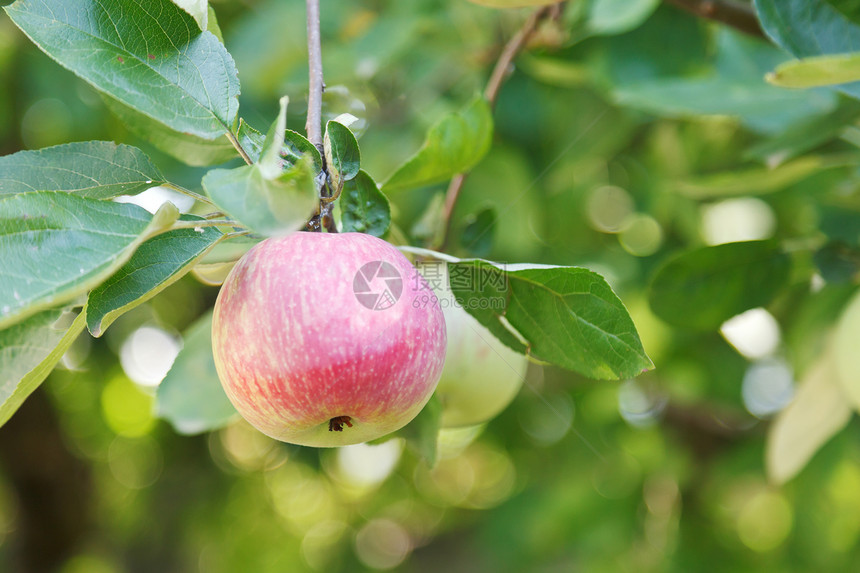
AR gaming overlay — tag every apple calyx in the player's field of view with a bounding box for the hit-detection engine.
[328,416,354,432]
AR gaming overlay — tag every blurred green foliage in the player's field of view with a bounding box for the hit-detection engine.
[3,0,860,572]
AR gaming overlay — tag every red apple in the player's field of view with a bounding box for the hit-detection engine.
[212,232,446,447]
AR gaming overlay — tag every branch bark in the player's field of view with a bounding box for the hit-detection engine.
[305,0,325,153]
[484,6,555,109]
[303,0,335,233]
[664,0,765,38]
[435,5,556,251]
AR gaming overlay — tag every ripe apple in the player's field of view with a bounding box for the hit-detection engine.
[421,264,528,427]
[212,232,446,447]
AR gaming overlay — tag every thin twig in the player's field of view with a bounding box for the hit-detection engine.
[435,5,556,251]
[437,174,467,251]
[225,131,253,165]
[305,0,325,153]
[484,6,554,109]
[664,0,765,38]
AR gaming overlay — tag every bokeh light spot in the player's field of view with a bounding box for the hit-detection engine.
[100,374,155,437]
[335,439,402,489]
[354,519,412,570]
[21,98,72,149]
[302,520,349,572]
[119,326,180,387]
[701,197,776,245]
[114,186,195,215]
[587,185,634,233]
[742,358,794,418]
[721,308,781,360]
[737,490,793,552]
[619,213,663,257]
[107,435,163,489]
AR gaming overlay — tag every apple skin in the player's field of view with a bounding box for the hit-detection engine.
[212,232,446,447]
[421,265,528,427]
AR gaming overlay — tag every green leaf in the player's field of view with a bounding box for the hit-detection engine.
[236,119,266,164]
[586,0,660,36]
[0,306,87,428]
[240,122,322,170]
[191,261,235,287]
[258,96,291,179]
[767,346,853,484]
[284,130,323,172]
[767,52,860,89]
[674,154,860,198]
[191,234,259,286]
[202,158,318,237]
[609,27,838,133]
[87,216,225,337]
[411,193,446,247]
[204,98,319,236]
[102,95,238,167]
[199,234,260,264]
[833,289,860,412]
[745,98,860,164]
[250,97,322,170]
[339,170,390,237]
[382,97,493,192]
[0,192,179,330]
[156,310,237,435]
[325,120,361,195]
[460,207,496,257]
[648,241,792,330]
[755,0,860,100]
[172,0,208,31]
[207,6,224,43]
[813,242,860,284]
[0,141,165,198]
[450,260,652,380]
[4,0,240,139]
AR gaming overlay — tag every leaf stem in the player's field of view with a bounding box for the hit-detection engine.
[170,219,244,231]
[224,230,252,240]
[162,182,215,206]
[226,130,254,165]
[664,0,765,38]
[435,5,556,251]
[305,0,325,153]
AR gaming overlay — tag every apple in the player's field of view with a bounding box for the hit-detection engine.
[421,264,528,427]
[212,232,446,447]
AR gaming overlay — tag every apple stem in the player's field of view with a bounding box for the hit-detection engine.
[328,416,354,432]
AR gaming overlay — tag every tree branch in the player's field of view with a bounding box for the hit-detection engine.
[664,0,765,38]
[484,6,555,108]
[305,0,325,153]
[435,5,557,251]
